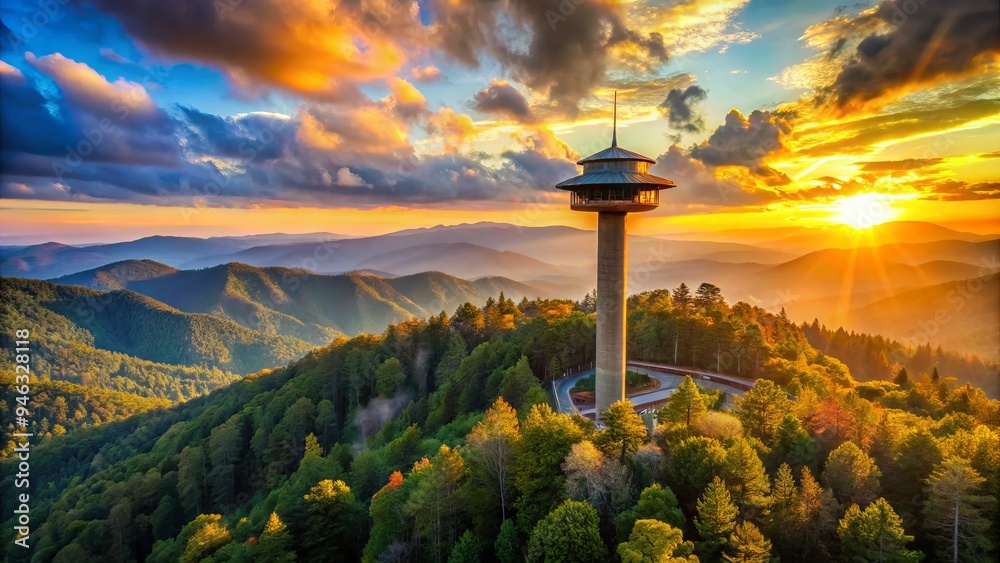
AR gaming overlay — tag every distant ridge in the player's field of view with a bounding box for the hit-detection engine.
[37,261,556,343]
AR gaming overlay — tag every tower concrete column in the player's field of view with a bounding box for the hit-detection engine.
[596,211,627,416]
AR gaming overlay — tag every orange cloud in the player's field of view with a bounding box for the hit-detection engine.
[82,0,426,99]
[427,108,477,152]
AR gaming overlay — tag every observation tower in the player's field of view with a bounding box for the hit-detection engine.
[555,93,676,416]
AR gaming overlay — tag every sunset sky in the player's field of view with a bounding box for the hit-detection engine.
[1,0,998,244]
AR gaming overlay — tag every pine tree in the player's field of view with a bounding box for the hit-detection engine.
[722,439,771,519]
[660,376,707,428]
[768,463,798,553]
[375,357,406,397]
[448,531,483,563]
[696,476,739,555]
[495,519,520,563]
[527,500,605,563]
[257,512,295,562]
[894,367,910,387]
[823,441,881,506]
[838,498,922,563]
[302,480,361,562]
[467,398,521,521]
[923,460,996,563]
[734,379,792,442]
[724,521,772,563]
[597,399,648,462]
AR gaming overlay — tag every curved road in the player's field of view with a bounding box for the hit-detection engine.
[553,361,755,417]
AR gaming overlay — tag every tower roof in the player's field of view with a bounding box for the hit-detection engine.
[555,169,675,188]
[577,146,656,165]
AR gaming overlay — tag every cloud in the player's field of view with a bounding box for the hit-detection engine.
[624,0,756,57]
[99,47,132,64]
[658,84,708,132]
[471,79,533,122]
[335,167,373,189]
[689,108,792,185]
[920,181,1000,201]
[427,108,476,152]
[822,0,1000,112]
[410,65,442,82]
[0,63,575,208]
[430,0,667,113]
[75,0,425,99]
[388,77,429,122]
[1,53,179,172]
[650,145,780,207]
[858,158,943,172]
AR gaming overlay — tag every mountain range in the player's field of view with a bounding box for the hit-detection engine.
[52,262,549,343]
[3,220,998,360]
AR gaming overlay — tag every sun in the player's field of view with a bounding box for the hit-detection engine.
[828,193,902,229]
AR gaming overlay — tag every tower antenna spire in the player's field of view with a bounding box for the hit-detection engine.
[612,91,618,147]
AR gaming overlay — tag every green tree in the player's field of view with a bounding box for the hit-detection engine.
[617,483,687,540]
[767,463,798,554]
[666,437,727,502]
[838,498,922,563]
[660,376,707,428]
[495,519,520,563]
[724,521,771,563]
[257,512,295,562]
[894,367,910,387]
[181,514,231,563]
[500,356,543,411]
[617,519,697,563]
[448,530,483,563]
[796,466,840,561]
[363,472,407,563]
[722,439,771,519]
[672,283,692,312]
[513,404,585,534]
[694,282,724,311]
[734,379,792,442]
[695,477,739,555]
[302,479,361,562]
[527,500,605,563]
[406,445,466,562]
[452,302,485,343]
[375,357,406,397]
[597,399,648,462]
[467,397,521,521]
[923,460,996,563]
[822,441,881,506]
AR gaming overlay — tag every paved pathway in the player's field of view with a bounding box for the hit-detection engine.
[553,361,754,417]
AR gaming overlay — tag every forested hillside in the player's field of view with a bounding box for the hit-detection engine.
[0,278,312,398]
[803,320,1000,398]
[0,373,171,456]
[3,284,996,562]
[50,261,549,343]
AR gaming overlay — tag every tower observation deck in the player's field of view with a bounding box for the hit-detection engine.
[555,93,676,417]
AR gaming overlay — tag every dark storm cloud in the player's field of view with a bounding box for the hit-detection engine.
[431,0,668,114]
[827,0,1000,110]
[689,109,792,185]
[471,80,533,122]
[658,85,708,132]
